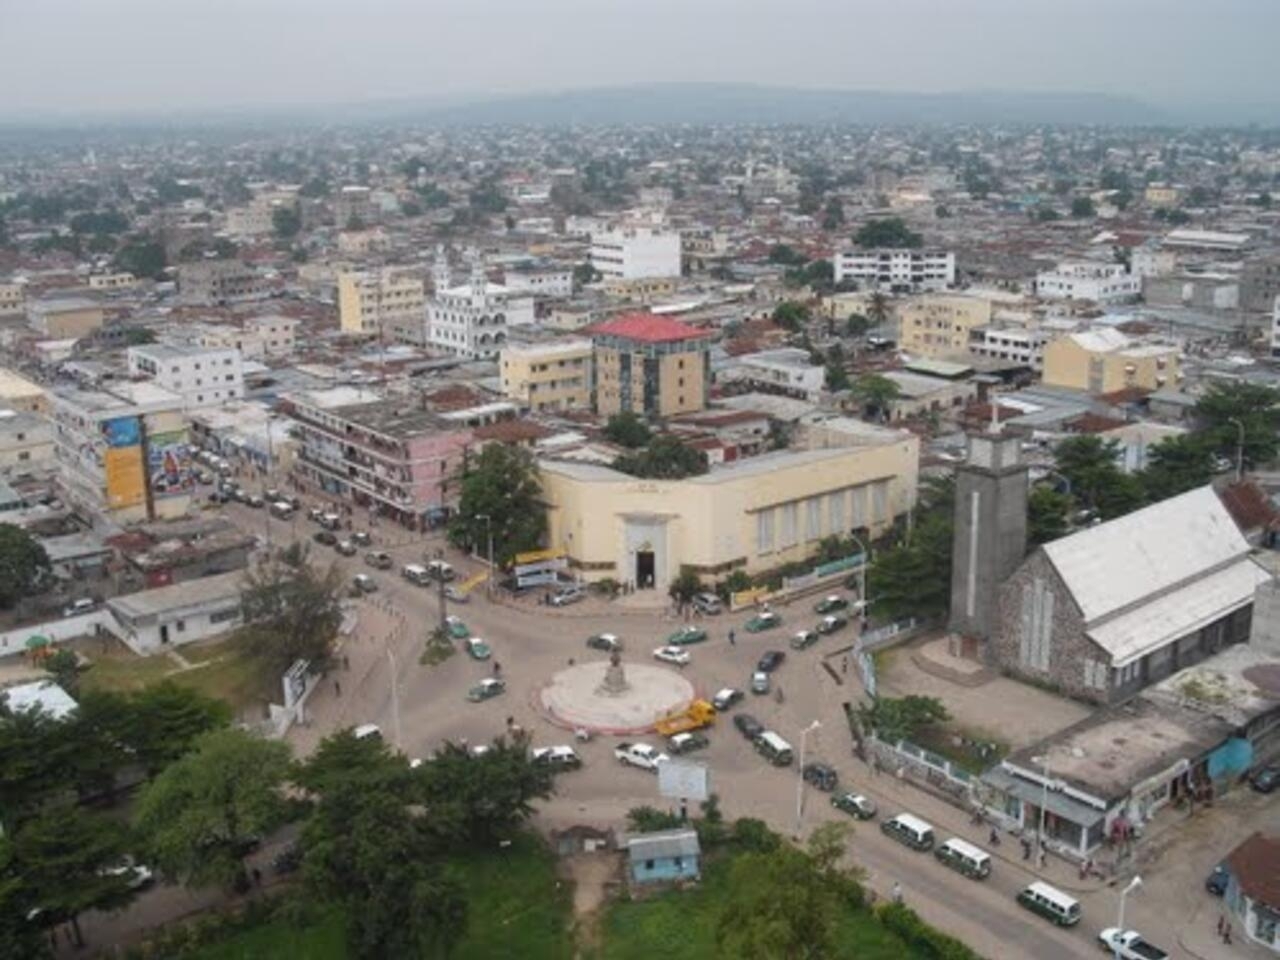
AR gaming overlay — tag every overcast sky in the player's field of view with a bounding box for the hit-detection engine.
[2,0,1276,116]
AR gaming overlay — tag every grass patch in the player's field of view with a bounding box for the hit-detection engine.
[596,852,912,960]
[419,635,456,666]
[79,638,273,713]
[912,724,1007,775]
[183,912,347,960]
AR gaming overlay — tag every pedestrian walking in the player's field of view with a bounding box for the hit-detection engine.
[1217,915,1225,937]
[870,755,880,776]
[493,661,501,676]
[891,881,903,904]
[841,655,849,674]
[1037,848,1046,870]
[251,867,262,887]
[1021,837,1032,861]
[989,827,1000,847]
[728,629,736,647]
[343,655,350,671]
[334,680,341,697]
[1224,922,1233,945]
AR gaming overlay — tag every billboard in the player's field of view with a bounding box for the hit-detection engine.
[146,430,195,499]
[658,760,710,803]
[102,415,141,448]
[102,416,145,509]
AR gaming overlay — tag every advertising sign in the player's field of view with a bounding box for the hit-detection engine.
[102,416,141,448]
[104,446,146,509]
[146,430,195,499]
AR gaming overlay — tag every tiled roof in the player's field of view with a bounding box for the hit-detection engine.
[586,313,712,344]
[1226,832,1280,910]
[1218,480,1280,534]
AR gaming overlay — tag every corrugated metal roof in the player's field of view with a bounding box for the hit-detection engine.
[626,828,700,860]
[1088,558,1269,666]
[1043,486,1248,623]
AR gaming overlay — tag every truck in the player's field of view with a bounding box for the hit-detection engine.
[614,742,669,772]
[1097,929,1168,960]
[654,699,716,737]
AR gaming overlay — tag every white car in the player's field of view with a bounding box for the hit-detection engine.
[532,745,582,770]
[614,742,670,771]
[653,645,691,666]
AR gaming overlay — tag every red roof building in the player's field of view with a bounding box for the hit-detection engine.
[585,313,712,344]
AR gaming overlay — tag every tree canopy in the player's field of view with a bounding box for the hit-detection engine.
[0,523,50,609]
[849,374,900,422]
[1027,485,1072,545]
[236,545,344,676]
[868,477,953,621]
[612,434,709,480]
[771,300,810,332]
[447,444,546,566]
[603,411,652,448]
[852,217,922,249]
[1195,381,1280,468]
[858,695,949,744]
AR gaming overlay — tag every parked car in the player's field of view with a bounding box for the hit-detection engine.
[668,732,709,755]
[426,560,456,582]
[756,650,786,673]
[351,531,372,547]
[62,598,96,617]
[445,585,470,603]
[750,670,770,694]
[335,540,357,557]
[1097,929,1169,960]
[264,488,281,502]
[614,742,668,772]
[734,713,764,740]
[745,611,783,633]
[802,762,838,792]
[313,530,337,547]
[549,584,585,606]
[666,625,708,646]
[365,551,393,569]
[1205,864,1230,896]
[586,633,624,652]
[444,616,471,640]
[816,614,848,635]
[790,629,819,651]
[832,791,878,820]
[208,490,231,504]
[466,678,506,702]
[814,594,848,614]
[531,745,582,770]
[712,687,744,711]
[465,637,492,660]
[352,574,377,594]
[245,494,265,509]
[307,507,325,522]
[692,592,723,615]
[653,645,691,666]
[100,856,154,891]
[1249,765,1279,793]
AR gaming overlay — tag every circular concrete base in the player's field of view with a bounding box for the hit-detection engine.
[539,660,695,735]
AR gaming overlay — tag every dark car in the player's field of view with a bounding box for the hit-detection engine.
[1249,765,1280,793]
[351,531,372,547]
[313,530,338,547]
[756,650,786,673]
[1205,864,1230,896]
[802,762,839,792]
[734,713,765,740]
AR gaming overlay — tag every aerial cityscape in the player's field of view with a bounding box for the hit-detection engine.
[1,2,1278,959]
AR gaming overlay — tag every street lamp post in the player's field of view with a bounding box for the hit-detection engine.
[1032,755,1051,862]
[385,643,402,750]
[794,720,822,838]
[476,513,494,596]
[849,533,869,626]
[1113,876,1143,959]
[1228,417,1245,482]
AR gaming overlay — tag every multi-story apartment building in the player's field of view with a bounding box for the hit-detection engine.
[1034,262,1141,304]
[1143,183,1182,208]
[500,339,593,412]
[588,313,712,418]
[426,261,535,360]
[177,260,269,305]
[333,185,375,227]
[29,298,106,338]
[590,225,682,280]
[87,272,137,291]
[967,324,1054,371]
[0,410,54,475]
[0,282,25,318]
[287,387,472,528]
[1042,329,1180,394]
[127,344,244,410]
[726,348,826,401]
[503,266,574,299]
[338,269,426,342]
[184,315,298,360]
[52,381,193,523]
[0,368,49,415]
[833,249,955,292]
[897,293,994,359]
[1242,256,1280,313]
[1270,296,1280,359]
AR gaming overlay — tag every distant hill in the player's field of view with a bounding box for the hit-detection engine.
[397,83,1169,127]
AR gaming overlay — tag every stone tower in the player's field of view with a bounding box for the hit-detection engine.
[948,424,1028,642]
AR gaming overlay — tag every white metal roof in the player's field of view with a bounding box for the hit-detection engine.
[1088,558,1268,666]
[1042,486,1249,624]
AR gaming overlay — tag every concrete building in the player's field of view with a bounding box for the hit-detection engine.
[87,272,137,291]
[499,339,593,412]
[334,185,375,227]
[287,387,473,528]
[0,367,49,414]
[0,410,54,474]
[540,417,918,588]
[1143,184,1182,208]
[1042,329,1180,394]
[966,324,1053,371]
[1243,257,1280,314]
[127,343,244,410]
[0,282,25,318]
[188,400,294,474]
[1130,247,1178,279]
[427,257,535,360]
[177,260,269,305]
[898,293,993,359]
[1098,421,1188,474]
[990,486,1268,705]
[832,249,956,292]
[723,348,826,401]
[1272,296,1280,360]
[224,203,275,237]
[880,370,977,422]
[51,381,193,523]
[29,298,106,339]
[1162,229,1250,253]
[627,829,701,886]
[186,315,299,359]
[1034,262,1140,304]
[105,570,244,654]
[1222,833,1280,953]
[503,265,574,299]
[338,269,426,342]
[587,313,712,418]
[590,224,682,280]
[1142,272,1238,311]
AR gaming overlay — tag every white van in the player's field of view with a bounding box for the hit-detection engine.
[754,730,794,766]
[402,563,431,585]
[879,813,935,851]
[934,837,992,879]
[269,500,295,519]
[426,559,456,582]
[1016,881,1081,927]
[353,723,382,741]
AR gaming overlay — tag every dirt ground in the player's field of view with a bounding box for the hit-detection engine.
[559,851,622,956]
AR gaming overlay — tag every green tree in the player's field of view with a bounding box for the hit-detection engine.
[821,198,845,230]
[572,262,600,287]
[771,300,810,332]
[603,411,652,448]
[858,695,949,743]
[845,312,872,338]
[1070,196,1097,218]
[0,837,47,959]
[272,206,302,239]
[296,727,412,800]
[236,547,344,675]
[850,373,900,421]
[612,434,709,480]
[299,177,330,198]
[1054,435,1124,513]
[767,244,807,266]
[1027,485,1072,546]
[668,567,703,607]
[112,235,167,280]
[1195,381,1280,468]
[126,682,230,777]
[852,217,922,248]
[627,805,684,833]
[1140,434,1214,501]
[134,728,290,891]
[866,291,891,328]
[448,444,546,566]
[0,707,80,826]
[42,649,80,697]
[0,524,50,609]
[13,803,135,948]
[868,478,953,620]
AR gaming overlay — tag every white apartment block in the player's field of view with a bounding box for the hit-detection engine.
[504,267,574,298]
[186,315,298,360]
[426,267,535,361]
[728,348,827,400]
[225,204,275,237]
[1035,262,1141,304]
[1271,295,1280,359]
[337,270,426,343]
[967,325,1054,371]
[832,249,956,292]
[590,225,682,280]
[127,344,244,410]
[87,272,137,291]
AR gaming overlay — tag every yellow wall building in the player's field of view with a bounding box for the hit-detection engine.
[1042,329,1180,394]
[1144,184,1182,209]
[337,269,425,341]
[540,418,918,587]
[30,299,105,339]
[897,294,995,359]
[588,313,711,418]
[0,368,49,415]
[500,339,593,412]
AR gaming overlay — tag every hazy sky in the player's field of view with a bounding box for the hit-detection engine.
[2,0,1276,116]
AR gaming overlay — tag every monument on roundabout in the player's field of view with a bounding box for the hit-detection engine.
[540,648,693,735]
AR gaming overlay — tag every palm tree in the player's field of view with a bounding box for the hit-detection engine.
[851,374,901,423]
[867,292,891,329]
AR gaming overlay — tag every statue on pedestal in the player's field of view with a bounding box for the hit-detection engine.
[596,650,629,696]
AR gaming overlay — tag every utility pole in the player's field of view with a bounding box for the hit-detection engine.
[1228,416,1245,482]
